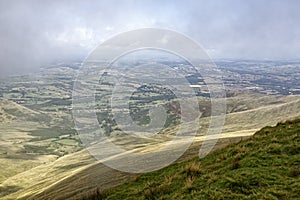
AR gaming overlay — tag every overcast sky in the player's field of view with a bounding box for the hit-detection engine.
[1,0,300,76]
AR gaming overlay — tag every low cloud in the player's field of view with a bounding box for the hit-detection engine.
[1,0,300,76]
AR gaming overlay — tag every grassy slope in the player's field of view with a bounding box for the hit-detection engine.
[1,95,300,199]
[93,118,300,200]
[0,100,52,183]
[0,100,80,199]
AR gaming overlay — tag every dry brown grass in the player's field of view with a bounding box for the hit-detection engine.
[1,94,300,199]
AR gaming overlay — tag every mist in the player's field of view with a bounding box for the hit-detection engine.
[1,0,300,76]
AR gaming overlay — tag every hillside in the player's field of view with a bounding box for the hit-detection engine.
[0,100,55,183]
[1,94,299,199]
[0,99,80,197]
[0,100,42,123]
[90,118,300,199]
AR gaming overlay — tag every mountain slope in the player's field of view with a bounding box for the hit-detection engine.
[1,95,299,200]
[92,118,300,199]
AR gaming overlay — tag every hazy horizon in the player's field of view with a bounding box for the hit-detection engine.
[1,0,300,76]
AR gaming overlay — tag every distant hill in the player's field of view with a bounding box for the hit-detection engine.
[0,99,53,125]
[90,118,300,199]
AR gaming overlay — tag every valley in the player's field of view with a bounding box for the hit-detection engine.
[0,61,299,199]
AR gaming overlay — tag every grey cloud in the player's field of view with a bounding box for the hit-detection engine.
[1,0,300,76]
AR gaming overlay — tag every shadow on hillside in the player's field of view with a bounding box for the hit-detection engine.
[0,185,23,198]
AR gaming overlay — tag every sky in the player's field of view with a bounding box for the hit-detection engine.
[1,0,300,76]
